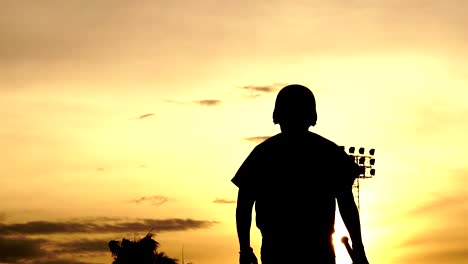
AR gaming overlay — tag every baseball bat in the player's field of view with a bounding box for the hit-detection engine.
[341,236,355,263]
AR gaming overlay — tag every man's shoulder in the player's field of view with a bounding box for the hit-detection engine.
[254,133,281,147]
[252,132,341,153]
[306,131,340,149]
[255,132,339,146]
[243,134,282,158]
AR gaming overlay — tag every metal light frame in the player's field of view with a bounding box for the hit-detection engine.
[339,146,376,211]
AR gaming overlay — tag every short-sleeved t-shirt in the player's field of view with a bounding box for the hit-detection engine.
[231,131,360,237]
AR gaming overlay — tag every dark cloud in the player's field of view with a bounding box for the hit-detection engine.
[0,218,218,235]
[128,113,155,120]
[31,259,95,264]
[0,217,218,263]
[0,236,46,262]
[54,238,110,254]
[138,113,155,119]
[130,195,169,206]
[141,218,218,232]
[213,198,236,204]
[69,216,123,222]
[244,136,270,143]
[0,235,101,263]
[193,100,221,106]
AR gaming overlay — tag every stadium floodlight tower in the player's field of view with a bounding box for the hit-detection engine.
[339,146,376,212]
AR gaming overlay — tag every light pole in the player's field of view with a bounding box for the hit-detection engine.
[339,146,376,211]
[338,146,376,262]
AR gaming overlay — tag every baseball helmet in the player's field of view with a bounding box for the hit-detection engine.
[272,84,317,126]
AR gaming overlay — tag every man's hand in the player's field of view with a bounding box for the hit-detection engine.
[342,237,369,264]
[239,247,258,264]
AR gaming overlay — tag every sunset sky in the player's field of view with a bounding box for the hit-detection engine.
[1,1,468,263]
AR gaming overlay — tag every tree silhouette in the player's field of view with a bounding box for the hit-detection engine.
[108,232,178,264]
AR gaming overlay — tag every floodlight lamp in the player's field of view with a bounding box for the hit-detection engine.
[370,169,375,176]
[359,157,365,165]
[349,147,355,153]
[370,158,375,165]
[359,167,365,175]
[359,147,365,154]
[369,149,375,155]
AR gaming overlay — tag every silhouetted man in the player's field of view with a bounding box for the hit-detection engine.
[232,84,370,264]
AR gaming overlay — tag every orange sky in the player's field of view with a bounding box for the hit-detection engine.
[1,1,468,263]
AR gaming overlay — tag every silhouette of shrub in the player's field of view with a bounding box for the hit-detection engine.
[109,232,178,264]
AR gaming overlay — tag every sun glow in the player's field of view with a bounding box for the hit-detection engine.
[333,211,353,264]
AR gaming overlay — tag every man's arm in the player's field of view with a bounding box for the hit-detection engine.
[236,187,255,251]
[336,188,369,263]
[236,188,258,264]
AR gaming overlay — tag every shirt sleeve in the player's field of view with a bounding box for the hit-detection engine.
[231,146,262,189]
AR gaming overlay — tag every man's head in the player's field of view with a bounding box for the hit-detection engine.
[273,84,317,132]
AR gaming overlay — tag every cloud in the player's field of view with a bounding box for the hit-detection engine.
[0,213,6,222]
[128,113,155,120]
[138,113,155,119]
[410,101,468,138]
[0,236,46,262]
[0,217,219,263]
[2,0,468,91]
[397,228,467,249]
[404,193,467,217]
[53,238,110,254]
[0,235,102,263]
[404,170,468,219]
[0,218,218,235]
[395,170,468,264]
[130,195,169,206]
[30,259,94,264]
[395,245,468,264]
[165,99,222,106]
[241,83,286,93]
[192,100,221,106]
[164,99,186,105]
[213,198,236,204]
[244,136,270,143]
[240,83,286,98]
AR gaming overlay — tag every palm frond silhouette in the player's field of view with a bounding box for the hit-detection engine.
[109,232,178,264]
